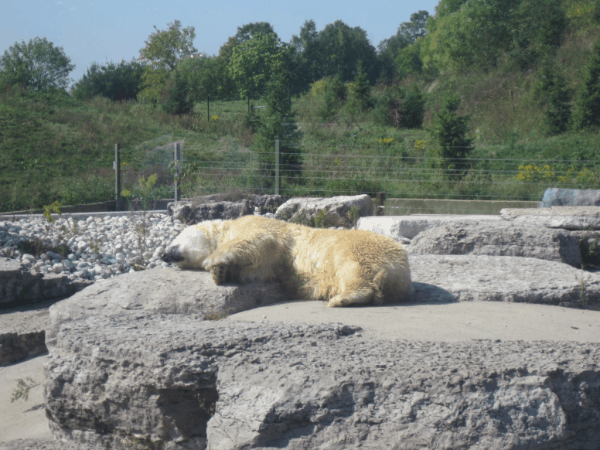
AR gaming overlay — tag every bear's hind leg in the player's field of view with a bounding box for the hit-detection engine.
[327,288,380,307]
[326,269,386,307]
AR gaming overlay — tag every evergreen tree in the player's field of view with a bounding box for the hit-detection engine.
[346,60,373,115]
[535,65,572,135]
[71,60,145,101]
[318,73,347,121]
[402,85,426,129]
[161,69,193,115]
[431,96,474,177]
[544,75,571,135]
[253,74,303,187]
[573,41,600,130]
[373,84,425,129]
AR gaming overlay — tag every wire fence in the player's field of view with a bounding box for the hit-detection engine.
[3,136,600,214]
[179,143,600,202]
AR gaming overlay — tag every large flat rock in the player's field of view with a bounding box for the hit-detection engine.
[501,206,600,229]
[46,268,287,351]
[44,314,600,450]
[408,221,582,267]
[410,254,600,308]
[46,255,600,353]
[357,215,502,240]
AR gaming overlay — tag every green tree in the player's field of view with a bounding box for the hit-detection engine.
[216,22,277,67]
[0,37,75,91]
[431,96,474,176]
[573,41,600,130]
[346,60,373,115]
[71,59,145,101]
[290,20,321,93]
[508,0,567,70]
[137,66,170,106]
[252,74,302,186]
[318,73,347,121]
[534,61,572,135]
[235,22,277,44]
[229,33,293,101]
[177,56,217,102]
[373,84,425,128]
[161,69,193,115]
[434,0,469,19]
[315,21,379,84]
[402,85,426,129]
[421,0,566,74]
[394,40,424,80]
[139,20,197,70]
[378,11,429,80]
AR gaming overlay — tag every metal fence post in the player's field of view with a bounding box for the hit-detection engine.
[114,144,121,211]
[375,192,386,216]
[174,142,181,202]
[275,139,280,196]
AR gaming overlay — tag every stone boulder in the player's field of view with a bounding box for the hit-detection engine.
[501,206,600,230]
[357,215,502,240]
[0,258,92,307]
[408,221,583,267]
[540,187,600,207]
[409,254,600,308]
[0,331,46,367]
[570,230,600,265]
[274,194,373,227]
[44,314,600,450]
[167,194,285,224]
[46,267,288,351]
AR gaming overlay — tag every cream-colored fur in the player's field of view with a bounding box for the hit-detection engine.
[165,215,413,307]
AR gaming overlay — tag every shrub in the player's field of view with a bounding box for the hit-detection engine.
[252,74,303,186]
[534,60,572,135]
[318,74,347,121]
[161,69,194,115]
[430,95,474,177]
[345,60,373,116]
[573,40,600,130]
[373,84,424,129]
[71,60,145,101]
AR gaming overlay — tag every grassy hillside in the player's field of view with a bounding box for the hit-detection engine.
[1,25,600,213]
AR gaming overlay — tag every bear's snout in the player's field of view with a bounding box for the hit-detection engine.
[162,245,184,263]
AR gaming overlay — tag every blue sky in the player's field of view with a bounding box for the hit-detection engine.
[1,0,440,89]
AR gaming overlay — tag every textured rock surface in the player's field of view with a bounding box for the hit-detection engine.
[0,259,92,307]
[44,315,600,450]
[0,331,46,367]
[0,439,83,450]
[167,194,284,224]
[408,221,583,266]
[501,206,600,230]
[357,215,502,240]
[274,195,373,226]
[410,254,600,308]
[540,188,600,207]
[46,267,287,350]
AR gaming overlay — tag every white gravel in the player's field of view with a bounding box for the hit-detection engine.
[0,211,357,283]
[0,213,185,282]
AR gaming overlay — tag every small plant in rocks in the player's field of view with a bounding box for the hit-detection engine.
[17,201,79,258]
[11,378,40,402]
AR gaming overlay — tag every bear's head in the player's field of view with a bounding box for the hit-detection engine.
[162,221,222,269]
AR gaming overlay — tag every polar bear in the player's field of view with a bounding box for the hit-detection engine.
[162,215,413,307]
